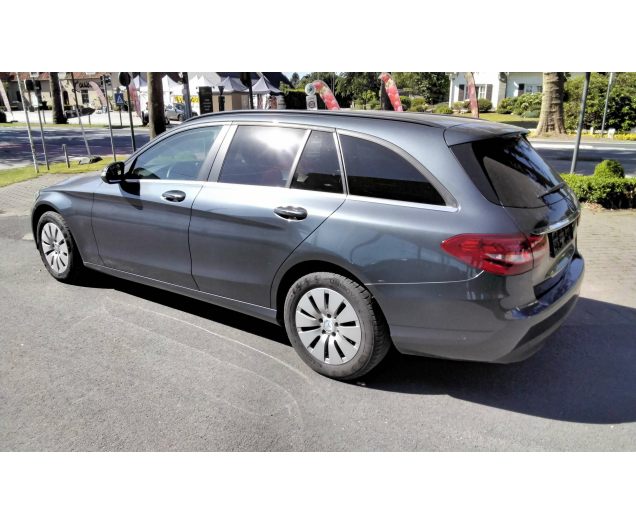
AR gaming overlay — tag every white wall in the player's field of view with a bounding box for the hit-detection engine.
[449,72,500,107]
[505,72,586,98]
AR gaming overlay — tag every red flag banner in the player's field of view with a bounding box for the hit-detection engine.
[464,72,479,118]
[311,80,339,110]
[88,81,107,107]
[379,73,403,111]
[129,81,141,118]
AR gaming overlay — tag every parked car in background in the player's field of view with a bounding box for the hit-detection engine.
[31,110,584,380]
[165,102,198,122]
[64,107,95,119]
[142,102,170,126]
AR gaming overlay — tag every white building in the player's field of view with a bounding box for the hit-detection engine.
[447,72,585,109]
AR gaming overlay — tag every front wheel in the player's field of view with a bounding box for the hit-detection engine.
[284,272,391,380]
[37,211,84,283]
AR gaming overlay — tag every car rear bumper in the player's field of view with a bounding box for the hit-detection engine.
[369,253,585,363]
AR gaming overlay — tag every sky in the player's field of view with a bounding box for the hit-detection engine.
[284,72,310,79]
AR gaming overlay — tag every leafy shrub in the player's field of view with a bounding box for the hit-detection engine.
[399,96,411,111]
[410,97,427,110]
[0,109,6,123]
[513,92,543,115]
[368,99,381,109]
[594,159,624,179]
[453,101,471,112]
[477,98,492,112]
[521,110,540,118]
[496,97,515,114]
[434,105,453,114]
[615,133,636,141]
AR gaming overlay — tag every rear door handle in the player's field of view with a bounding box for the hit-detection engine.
[274,206,308,220]
[161,190,186,202]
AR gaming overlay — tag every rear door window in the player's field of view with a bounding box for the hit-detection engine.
[219,126,306,188]
[451,135,566,208]
[339,135,445,206]
[290,131,343,194]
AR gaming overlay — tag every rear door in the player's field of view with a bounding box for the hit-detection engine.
[189,125,346,307]
[92,124,226,288]
[450,134,580,292]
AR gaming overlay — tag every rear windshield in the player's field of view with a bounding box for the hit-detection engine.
[451,135,565,208]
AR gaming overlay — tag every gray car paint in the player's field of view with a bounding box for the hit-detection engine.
[33,110,584,364]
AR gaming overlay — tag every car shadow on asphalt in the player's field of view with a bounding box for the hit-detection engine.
[79,269,292,347]
[363,297,636,425]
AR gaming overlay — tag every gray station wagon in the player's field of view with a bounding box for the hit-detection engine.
[32,110,584,380]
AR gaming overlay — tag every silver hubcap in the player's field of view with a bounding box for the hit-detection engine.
[295,287,361,365]
[41,223,68,274]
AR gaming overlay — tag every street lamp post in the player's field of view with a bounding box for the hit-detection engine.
[599,72,614,139]
[570,72,591,174]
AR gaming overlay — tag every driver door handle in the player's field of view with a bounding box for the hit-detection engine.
[161,190,186,202]
[274,206,308,220]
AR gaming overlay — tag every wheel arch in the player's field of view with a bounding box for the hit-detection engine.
[32,203,61,244]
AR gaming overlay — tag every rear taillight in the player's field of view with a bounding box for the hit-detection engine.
[441,233,548,276]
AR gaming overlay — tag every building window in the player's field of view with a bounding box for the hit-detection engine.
[81,90,90,105]
[526,85,542,94]
[477,85,487,99]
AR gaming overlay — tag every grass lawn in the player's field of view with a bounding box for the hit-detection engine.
[0,156,127,188]
[460,112,539,129]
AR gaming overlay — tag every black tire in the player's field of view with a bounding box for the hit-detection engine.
[284,272,391,380]
[37,211,84,283]
[178,114,184,122]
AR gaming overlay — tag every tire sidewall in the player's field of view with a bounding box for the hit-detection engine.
[284,273,376,380]
[37,212,76,281]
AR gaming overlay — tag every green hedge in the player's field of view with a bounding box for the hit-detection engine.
[399,96,411,111]
[496,97,515,114]
[434,105,453,114]
[513,92,543,115]
[477,98,492,112]
[562,161,634,208]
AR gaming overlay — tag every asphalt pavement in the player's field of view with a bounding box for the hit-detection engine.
[1,206,634,451]
[2,125,636,175]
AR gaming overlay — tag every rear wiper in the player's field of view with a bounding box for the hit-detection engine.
[539,181,567,198]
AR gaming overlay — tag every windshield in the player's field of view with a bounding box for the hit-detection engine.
[451,135,566,208]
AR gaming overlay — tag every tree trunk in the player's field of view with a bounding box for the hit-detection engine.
[49,72,67,124]
[535,72,566,136]
[147,72,166,139]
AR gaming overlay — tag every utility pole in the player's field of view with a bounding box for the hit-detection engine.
[22,79,39,173]
[570,72,591,174]
[599,72,614,139]
[36,106,50,170]
[70,72,92,157]
[102,75,116,160]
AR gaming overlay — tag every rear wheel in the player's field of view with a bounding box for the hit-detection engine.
[178,114,184,122]
[37,211,84,283]
[284,272,391,380]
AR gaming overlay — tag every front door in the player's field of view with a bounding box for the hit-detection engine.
[92,125,225,288]
[190,126,346,307]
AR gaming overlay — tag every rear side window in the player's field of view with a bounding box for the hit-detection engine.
[451,135,565,208]
[290,131,343,194]
[339,135,445,206]
[220,126,306,187]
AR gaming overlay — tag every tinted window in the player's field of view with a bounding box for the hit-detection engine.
[129,126,221,181]
[220,126,306,187]
[451,135,565,208]
[340,135,445,206]
[290,131,343,194]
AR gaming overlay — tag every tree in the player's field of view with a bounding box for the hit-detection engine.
[290,72,300,88]
[392,72,450,104]
[49,72,67,124]
[147,72,166,139]
[535,72,567,136]
[336,72,381,105]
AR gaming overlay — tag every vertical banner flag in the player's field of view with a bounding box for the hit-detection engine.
[89,81,108,107]
[464,72,479,118]
[379,73,403,111]
[129,79,141,117]
[0,80,13,119]
[311,80,340,110]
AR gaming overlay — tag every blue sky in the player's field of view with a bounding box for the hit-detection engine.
[284,72,310,79]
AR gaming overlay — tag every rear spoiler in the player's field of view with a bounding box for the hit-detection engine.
[444,124,530,147]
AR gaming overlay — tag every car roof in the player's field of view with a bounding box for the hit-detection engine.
[185,110,529,144]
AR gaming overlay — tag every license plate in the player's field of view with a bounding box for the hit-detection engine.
[549,223,574,257]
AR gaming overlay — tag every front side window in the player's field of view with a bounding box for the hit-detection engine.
[340,135,445,206]
[219,126,306,187]
[290,131,343,194]
[129,126,221,181]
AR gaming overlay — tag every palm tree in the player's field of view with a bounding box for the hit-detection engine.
[147,72,166,138]
[49,72,67,124]
[535,73,567,136]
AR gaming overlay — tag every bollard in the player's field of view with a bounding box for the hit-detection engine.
[63,144,70,167]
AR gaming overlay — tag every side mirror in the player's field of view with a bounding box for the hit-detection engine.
[101,161,125,184]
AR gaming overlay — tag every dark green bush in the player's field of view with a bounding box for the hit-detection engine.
[594,159,624,179]
[477,98,492,112]
[434,105,453,114]
[513,92,543,115]
[521,109,540,118]
[563,160,633,208]
[410,97,427,109]
[452,101,470,111]
[399,96,411,111]
[496,97,515,114]
[368,99,381,109]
